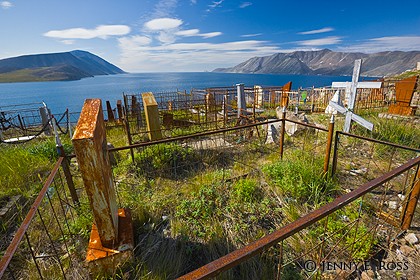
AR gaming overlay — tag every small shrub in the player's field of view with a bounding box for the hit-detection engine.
[262,151,337,204]
[175,184,224,240]
[233,179,258,202]
[133,143,200,178]
[28,138,73,159]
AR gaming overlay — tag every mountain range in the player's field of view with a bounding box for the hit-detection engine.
[213,49,420,77]
[0,50,125,83]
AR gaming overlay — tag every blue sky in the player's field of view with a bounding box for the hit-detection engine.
[1,0,420,72]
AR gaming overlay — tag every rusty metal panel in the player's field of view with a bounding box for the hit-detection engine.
[388,76,418,116]
[86,208,134,275]
[72,99,119,248]
[281,81,292,107]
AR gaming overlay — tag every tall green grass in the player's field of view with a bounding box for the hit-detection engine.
[0,138,72,197]
[262,150,338,205]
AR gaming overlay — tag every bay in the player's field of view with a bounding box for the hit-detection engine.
[0,72,354,114]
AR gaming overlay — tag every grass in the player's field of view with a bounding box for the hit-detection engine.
[0,137,72,198]
[2,105,420,279]
[108,129,346,279]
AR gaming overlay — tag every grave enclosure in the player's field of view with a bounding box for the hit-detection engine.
[1,77,420,279]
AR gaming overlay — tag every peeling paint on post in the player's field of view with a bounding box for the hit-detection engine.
[72,99,119,248]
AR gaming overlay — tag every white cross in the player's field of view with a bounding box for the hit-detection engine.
[328,59,375,133]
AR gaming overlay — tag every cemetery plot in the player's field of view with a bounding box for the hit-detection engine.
[0,102,77,143]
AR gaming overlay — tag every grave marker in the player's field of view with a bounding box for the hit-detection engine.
[142,92,162,141]
[328,59,374,132]
[388,76,418,116]
[237,83,246,118]
[72,99,133,275]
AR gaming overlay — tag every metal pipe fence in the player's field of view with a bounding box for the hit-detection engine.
[177,156,420,279]
[0,106,79,142]
[331,131,420,188]
[0,158,88,279]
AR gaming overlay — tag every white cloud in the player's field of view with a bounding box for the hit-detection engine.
[118,35,152,49]
[175,29,200,36]
[298,27,334,35]
[190,0,197,4]
[200,32,222,38]
[1,1,12,9]
[117,38,285,71]
[144,18,183,31]
[209,0,224,9]
[44,25,131,40]
[339,36,420,53]
[298,36,342,46]
[143,18,221,43]
[239,2,252,8]
[241,33,262,38]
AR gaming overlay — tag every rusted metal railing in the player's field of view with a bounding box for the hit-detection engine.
[177,156,420,279]
[0,157,87,279]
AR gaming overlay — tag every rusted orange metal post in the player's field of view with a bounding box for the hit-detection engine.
[72,99,119,247]
[281,81,292,108]
[323,115,335,175]
[279,106,286,159]
[401,165,420,230]
[72,99,134,275]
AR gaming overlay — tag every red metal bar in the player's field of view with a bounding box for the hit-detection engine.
[323,116,335,175]
[108,119,285,152]
[337,131,420,153]
[177,156,420,280]
[0,157,64,278]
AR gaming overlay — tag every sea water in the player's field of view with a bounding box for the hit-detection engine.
[0,72,355,114]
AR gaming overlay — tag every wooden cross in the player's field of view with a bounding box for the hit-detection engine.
[328,59,374,133]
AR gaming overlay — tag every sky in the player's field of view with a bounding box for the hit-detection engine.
[1,0,420,72]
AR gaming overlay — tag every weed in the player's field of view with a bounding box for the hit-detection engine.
[233,179,259,202]
[262,150,338,204]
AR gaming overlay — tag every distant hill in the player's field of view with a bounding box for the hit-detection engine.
[213,49,420,77]
[0,50,125,83]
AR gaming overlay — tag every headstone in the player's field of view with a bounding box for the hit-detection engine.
[275,107,312,136]
[72,99,134,275]
[265,119,281,144]
[106,101,115,122]
[254,85,264,108]
[142,92,162,141]
[39,103,52,135]
[236,83,246,118]
[325,90,341,114]
[116,100,123,120]
[72,99,119,247]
